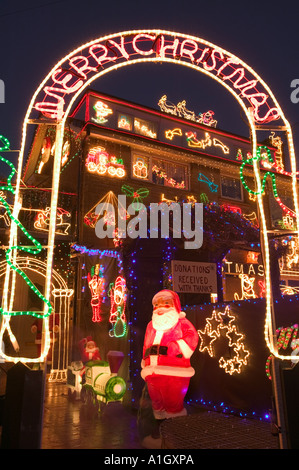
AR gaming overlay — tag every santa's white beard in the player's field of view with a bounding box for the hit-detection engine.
[152,307,179,331]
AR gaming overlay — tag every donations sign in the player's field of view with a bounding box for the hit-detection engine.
[171,260,217,294]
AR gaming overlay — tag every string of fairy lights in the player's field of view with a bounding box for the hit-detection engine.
[0,144,52,362]
[1,29,299,378]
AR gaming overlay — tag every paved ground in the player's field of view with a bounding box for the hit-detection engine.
[40,381,280,450]
[160,411,280,449]
[42,381,143,449]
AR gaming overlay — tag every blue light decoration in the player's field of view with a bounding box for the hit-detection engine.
[162,236,177,290]
[202,201,260,249]
[200,192,209,203]
[198,173,218,193]
[127,246,138,406]
[186,397,271,422]
[71,244,124,273]
[126,235,177,406]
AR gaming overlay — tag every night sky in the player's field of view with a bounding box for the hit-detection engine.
[0,0,299,172]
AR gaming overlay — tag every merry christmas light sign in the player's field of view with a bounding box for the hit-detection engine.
[3,29,299,366]
[31,31,281,124]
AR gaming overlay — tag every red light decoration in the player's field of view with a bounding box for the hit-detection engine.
[9,29,298,367]
[31,31,280,125]
[266,324,299,380]
[86,146,125,178]
[87,264,105,323]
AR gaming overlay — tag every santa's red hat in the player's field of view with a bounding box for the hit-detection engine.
[152,289,183,315]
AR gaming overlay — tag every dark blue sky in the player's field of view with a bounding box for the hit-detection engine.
[0,0,299,171]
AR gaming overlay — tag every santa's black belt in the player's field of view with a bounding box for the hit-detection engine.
[144,345,168,357]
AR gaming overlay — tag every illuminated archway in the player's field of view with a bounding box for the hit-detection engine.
[0,257,73,367]
[1,29,298,363]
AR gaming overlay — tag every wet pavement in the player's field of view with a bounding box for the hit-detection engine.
[42,381,143,449]
[41,381,280,450]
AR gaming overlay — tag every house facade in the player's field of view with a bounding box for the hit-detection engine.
[2,90,298,414]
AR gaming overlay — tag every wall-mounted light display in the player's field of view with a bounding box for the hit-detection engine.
[86,146,125,178]
[92,100,113,124]
[132,155,149,179]
[134,117,157,139]
[117,113,133,131]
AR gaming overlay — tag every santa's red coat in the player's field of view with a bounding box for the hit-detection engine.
[141,316,198,380]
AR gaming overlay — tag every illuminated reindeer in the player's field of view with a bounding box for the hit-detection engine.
[176,100,196,120]
[158,95,177,115]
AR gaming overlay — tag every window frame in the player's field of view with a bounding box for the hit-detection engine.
[131,152,190,190]
[117,112,134,132]
[220,174,243,202]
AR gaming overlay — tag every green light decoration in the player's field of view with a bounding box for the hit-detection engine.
[121,184,150,211]
[0,136,52,319]
[108,279,127,338]
[200,192,209,204]
[110,305,127,338]
[0,135,10,152]
[239,145,296,217]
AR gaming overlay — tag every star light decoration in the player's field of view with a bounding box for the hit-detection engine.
[197,306,250,375]
[165,128,183,141]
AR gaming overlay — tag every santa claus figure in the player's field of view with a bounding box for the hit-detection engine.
[78,336,101,379]
[79,336,101,363]
[141,289,198,425]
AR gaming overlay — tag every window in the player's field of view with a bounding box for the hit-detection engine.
[132,154,150,180]
[134,117,157,139]
[91,100,113,124]
[117,113,133,131]
[152,158,187,189]
[131,153,189,190]
[221,176,242,201]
